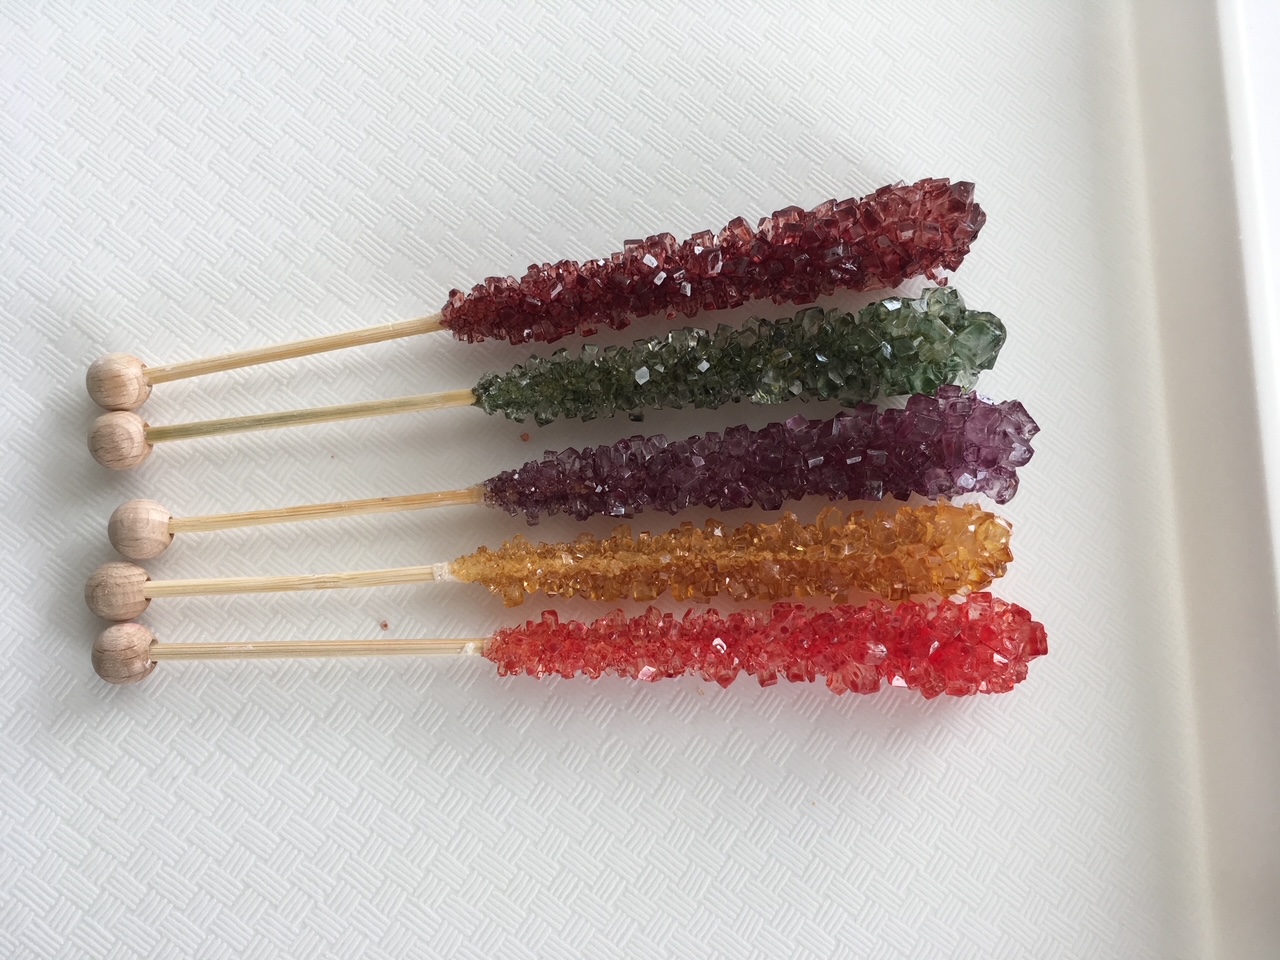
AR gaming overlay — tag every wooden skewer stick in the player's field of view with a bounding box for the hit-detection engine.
[93,622,484,684]
[88,388,477,470]
[85,314,445,412]
[109,489,487,560]
[85,561,456,622]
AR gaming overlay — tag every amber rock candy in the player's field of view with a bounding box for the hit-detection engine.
[448,502,1013,606]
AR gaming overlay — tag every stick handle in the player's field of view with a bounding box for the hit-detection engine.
[144,564,450,598]
[86,561,456,621]
[93,623,485,683]
[149,638,485,660]
[169,488,486,534]
[145,389,477,444]
[145,314,446,384]
[90,389,478,469]
[110,489,486,560]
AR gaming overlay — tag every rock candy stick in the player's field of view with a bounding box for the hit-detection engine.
[94,594,1047,699]
[107,387,1038,560]
[86,503,1014,621]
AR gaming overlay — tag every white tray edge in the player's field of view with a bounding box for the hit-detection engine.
[1139,3,1280,957]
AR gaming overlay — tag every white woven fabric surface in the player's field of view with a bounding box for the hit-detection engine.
[0,2,1210,957]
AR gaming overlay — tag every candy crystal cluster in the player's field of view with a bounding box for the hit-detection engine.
[442,178,986,344]
[449,502,1012,606]
[472,287,1005,425]
[483,385,1038,522]
[486,595,1047,696]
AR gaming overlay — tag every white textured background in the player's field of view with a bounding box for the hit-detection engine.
[0,2,1223,957]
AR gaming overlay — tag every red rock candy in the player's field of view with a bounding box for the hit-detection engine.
[442,178,986,344]
[485,595,1045,697]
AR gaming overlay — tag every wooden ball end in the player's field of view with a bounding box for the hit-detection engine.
[86,353,151,411]
[89,412,153,470]
[93,623,157,684]
[109,499,174,560]
[85,561,151,621]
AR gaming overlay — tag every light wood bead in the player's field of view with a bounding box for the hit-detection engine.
[86,353,152,411]
[93,623,157,684]
[89,411,153,470]
[109,499,174,560]
[85,562,151,621]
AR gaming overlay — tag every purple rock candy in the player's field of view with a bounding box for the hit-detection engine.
[482,386,1038,523]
